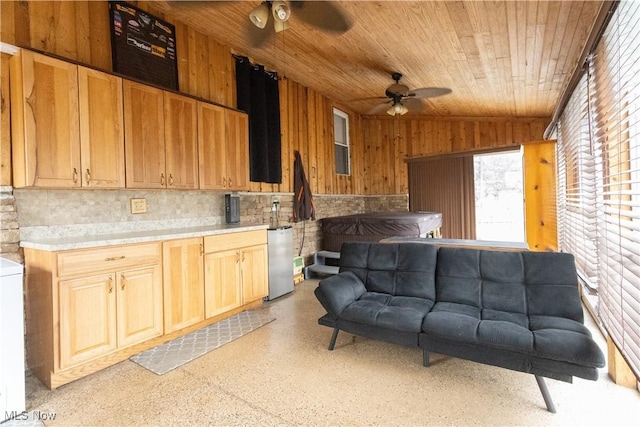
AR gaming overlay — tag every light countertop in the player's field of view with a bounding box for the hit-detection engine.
[20,224,269,252]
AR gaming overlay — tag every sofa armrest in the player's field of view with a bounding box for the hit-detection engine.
[317,271,367,317]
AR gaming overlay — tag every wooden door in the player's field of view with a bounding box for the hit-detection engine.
[123,80,166,188]
[116,265,163,348]
[78,66,125,188]
[162,238,204,333]
[59,273,116,369]
[225,110,249,191]
[241,245,268,304]
[10,50,80,187]
[204,249,242,318]
[164,92,198,189]
[198,102,227,190]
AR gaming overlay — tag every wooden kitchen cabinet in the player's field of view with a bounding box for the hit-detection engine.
[59,273,117,369]
[123,80,166,189]
[10,50,81,187]
[78,66,125,188]
[24,242,162,388]
[204,249,242,318]
[163,238,205,333]
[204,230,268,316]
[198,103,249,191]
[164,92,199,189]
[240,244,269,304]
[11,51,125,188]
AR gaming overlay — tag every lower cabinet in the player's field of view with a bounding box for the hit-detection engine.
[204,230,268,318]
[162,238,205,333]
[24,229,269,389]
[59,265,163,369]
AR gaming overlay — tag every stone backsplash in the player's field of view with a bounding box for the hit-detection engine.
[9,188,408,264]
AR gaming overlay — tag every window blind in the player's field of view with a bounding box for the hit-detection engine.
[590,0,640,380]
[556,74,599,287]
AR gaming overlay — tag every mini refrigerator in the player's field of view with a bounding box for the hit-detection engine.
[266,226,294,300]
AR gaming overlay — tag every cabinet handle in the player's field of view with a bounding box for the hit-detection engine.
[200,244,204,256]
[228,177,233,187]
[73,168,78,183]
[169,173,174,186]
[223,177,227,186]
[86,169,91,184]
[105,255,125,261]
[120,274,126,290]
[108,275,113,293]
[161,173,165,186]
[236,251,240,263]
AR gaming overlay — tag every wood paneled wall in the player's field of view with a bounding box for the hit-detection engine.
[361,116,548,194]
[0,1,550,196]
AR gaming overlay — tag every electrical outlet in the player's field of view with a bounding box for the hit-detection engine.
[130,198,147,214]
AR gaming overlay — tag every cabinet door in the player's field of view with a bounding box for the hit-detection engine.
[204,249,242,318]
[162,238,204,333]
[78,67,125,188]
[165,92,198,189]
[11,50,80,187]
[226,110,249,191]
[59,274,116,370]
[198,102,227,190]
[241,245,268,304]
[116,265,163,348]
[123,80,166,188]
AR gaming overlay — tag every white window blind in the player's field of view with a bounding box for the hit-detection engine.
[590,0,640,380]
[556,74,599,287]
[558,0,640,381]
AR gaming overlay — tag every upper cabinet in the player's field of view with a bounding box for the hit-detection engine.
[164,93,199,189]
[11,51,125,188]
[198,103,249,191]
[78,67,125,188]
[123,80,166,189]
[10,49,248,191]
[11,50,81,187]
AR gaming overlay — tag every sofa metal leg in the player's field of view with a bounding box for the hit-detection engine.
[422,349,430,367]
[535,375,557,413]
[328,327,340,351]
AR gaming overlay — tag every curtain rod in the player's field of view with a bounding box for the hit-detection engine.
[543,0,619,140]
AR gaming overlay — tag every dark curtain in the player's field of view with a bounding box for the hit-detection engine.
[235,56,282,184]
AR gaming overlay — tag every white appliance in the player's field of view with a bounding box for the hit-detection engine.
[0,257,25,421]
[266,226,294,300]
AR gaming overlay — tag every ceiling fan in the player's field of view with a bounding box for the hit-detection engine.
[365,72,452,116]
[247,1,352,47]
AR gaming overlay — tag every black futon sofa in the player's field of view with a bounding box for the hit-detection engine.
[314,242,605,412]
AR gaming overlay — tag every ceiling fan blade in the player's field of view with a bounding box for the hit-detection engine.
[409,87,452,99]
[403,97,427,112]
[350,96,389,103]
[290,1,353,33]
[247,17,274,48]
[368,102,393,115]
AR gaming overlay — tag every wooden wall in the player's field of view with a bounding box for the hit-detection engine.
[1,1,550,196]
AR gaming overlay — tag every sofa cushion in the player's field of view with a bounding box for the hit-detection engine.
[340,242,438,300]
[424,247,605,368]
[342,292,434,333]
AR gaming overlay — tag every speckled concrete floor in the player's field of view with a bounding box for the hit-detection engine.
[20,280,640,426]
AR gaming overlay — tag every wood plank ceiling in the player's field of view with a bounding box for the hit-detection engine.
[153,1,603,118]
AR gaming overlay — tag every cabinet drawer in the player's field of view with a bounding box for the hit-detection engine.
[204,230,267,253]
[58,243,161,278]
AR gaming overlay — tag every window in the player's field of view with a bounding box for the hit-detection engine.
[333,108,350,175]
[556,0,640,380]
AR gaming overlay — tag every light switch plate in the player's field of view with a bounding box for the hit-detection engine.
[131,198,147,214]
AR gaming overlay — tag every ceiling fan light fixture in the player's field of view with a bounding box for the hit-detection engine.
[387,102,408,116]
[272,1,291,23]
[250,2,270,29]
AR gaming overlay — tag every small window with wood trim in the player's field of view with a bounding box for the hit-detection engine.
[333,108,350,175]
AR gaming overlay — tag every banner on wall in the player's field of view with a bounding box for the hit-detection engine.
[108,1,178,90]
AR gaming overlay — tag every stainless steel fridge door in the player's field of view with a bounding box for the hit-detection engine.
[266,226,294,300]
